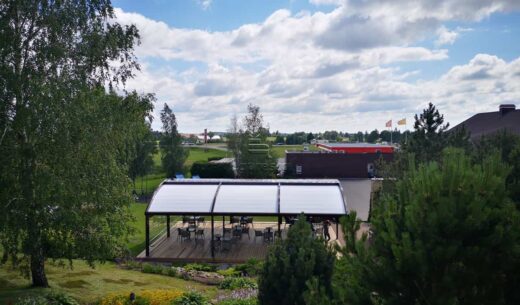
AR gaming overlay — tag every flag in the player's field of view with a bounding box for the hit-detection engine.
[385,120,392,128]
[398,118,406,125]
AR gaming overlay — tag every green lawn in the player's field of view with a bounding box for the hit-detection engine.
[0,260,216,304]
[126,203,170,256]
[184,147,229,168]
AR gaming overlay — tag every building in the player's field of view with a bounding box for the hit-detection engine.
[316,143,394,154]
[451,104,520,141]
[285,143,394,179]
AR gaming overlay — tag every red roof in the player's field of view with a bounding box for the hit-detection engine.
[317,143,394,154]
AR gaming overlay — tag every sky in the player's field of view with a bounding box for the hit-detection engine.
[112,0,520,133]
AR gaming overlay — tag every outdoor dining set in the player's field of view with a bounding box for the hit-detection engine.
[176,215,278,251]
[177,216,206,241]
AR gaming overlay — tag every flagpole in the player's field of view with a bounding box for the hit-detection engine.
[405,121,407,144]
[390,124,393,144]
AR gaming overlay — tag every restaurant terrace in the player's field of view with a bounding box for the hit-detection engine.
[138,179,348,263]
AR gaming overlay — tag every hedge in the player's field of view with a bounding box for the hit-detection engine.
[190,162,234,178]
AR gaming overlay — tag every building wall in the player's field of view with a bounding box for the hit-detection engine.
[285,152,393,178]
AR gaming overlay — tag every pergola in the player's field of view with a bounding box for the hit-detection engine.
[144,179,348,258]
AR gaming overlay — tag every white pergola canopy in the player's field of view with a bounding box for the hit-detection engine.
[146,179,348,217]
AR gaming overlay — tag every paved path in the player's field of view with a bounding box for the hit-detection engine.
[182,144,229,151]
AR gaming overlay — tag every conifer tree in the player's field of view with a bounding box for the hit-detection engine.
[335,149,520,305]
[258,215,335,305]
[405,103,450,162]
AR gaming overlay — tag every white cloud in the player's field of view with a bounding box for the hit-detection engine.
[435,26,459,46]
[113,2,520,132]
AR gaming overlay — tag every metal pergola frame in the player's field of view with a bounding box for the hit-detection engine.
[144,179,348,258]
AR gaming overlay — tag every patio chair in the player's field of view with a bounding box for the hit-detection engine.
[195,229,204,240]
[223,228,232,238]
[198,217,205,226]
[232,227,242,240]
[254,230,264,242]
[213,234,222,252]
[263,231,274,243]
[241,226,250,239]
[179,229,191,241]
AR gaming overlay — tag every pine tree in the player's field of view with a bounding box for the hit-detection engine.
[335,149,520,305]
[406,102,450,162]
[258,215,336,305]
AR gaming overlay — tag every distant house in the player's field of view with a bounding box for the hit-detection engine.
[310,139,329,144]
[451,104,520,141]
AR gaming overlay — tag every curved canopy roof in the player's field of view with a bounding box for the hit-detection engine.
[146,179,347,217]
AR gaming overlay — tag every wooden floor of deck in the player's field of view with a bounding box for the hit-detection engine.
[137,221,342,263]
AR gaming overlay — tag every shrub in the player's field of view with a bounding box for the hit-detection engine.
[142,263,164,274]
[164,267,178,277]
[235,259,263,277]
[217,268,240,277]
[171,292,209,305]
[184,263,216,272]
[190,162,234,178]
[100,290,182,305]
[126,260,142,270]
[219,277,258,290]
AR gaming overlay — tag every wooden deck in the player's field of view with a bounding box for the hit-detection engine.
[137,221,341,263]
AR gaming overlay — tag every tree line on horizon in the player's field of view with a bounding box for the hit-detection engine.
[272,129,411,145]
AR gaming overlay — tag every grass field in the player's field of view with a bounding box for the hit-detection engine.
[0,259,216,304]
[184,147,229,168]
[127,203,171,256]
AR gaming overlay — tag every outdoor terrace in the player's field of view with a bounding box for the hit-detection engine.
[137,219,343,263]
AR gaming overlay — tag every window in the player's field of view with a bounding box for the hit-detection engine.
[296,165,302,175]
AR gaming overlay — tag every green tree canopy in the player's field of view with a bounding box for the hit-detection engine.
[335,149,520,305]
[258,215,336,305]
[473,130,520,205]
[128,120,157,188]
[0,0,147,287]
